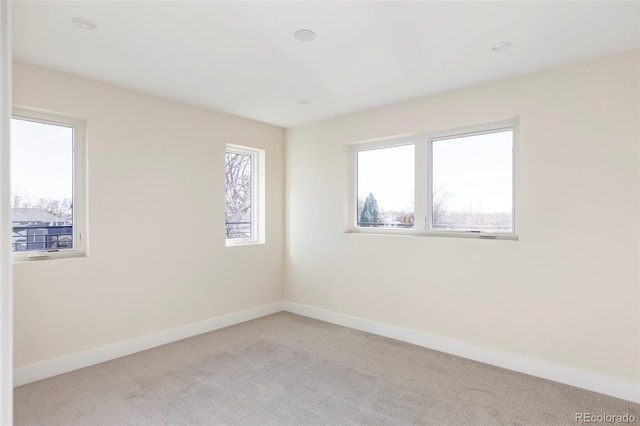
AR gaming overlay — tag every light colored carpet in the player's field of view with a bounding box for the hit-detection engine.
[14,312,640,425]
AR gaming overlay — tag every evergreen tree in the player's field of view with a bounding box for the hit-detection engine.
[360,192,380,225]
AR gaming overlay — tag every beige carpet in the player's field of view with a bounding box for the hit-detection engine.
[14,312,640,425]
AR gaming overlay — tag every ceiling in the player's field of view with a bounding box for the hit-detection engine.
[11,1,640,128]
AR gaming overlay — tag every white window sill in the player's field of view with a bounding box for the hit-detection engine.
[347,228,518,241]
[225,239,265,247]
[13,250,87,263]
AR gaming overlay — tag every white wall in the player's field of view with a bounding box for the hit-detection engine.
[285,50,640,383]
[12,50,640,391]
[12,62,285,369]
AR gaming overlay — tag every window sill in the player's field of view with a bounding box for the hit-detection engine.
[347,228,518,241]
[13,250,87,263]
[225,239,265,247]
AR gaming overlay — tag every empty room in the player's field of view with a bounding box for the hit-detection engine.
[0,1,639,425]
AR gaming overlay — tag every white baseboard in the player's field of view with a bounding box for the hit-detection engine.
[14,300,639,404]
[283,301,640,404]
[14,302,284,387]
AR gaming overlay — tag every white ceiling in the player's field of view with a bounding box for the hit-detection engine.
[11,1,640,128]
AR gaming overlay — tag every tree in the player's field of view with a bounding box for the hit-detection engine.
[11,185,72,220]
[432,184,450,226]
[11,185,30,209]
[225,152,253,237]
[37,198,72,220]
[359,192,380,226]
[401,213,414,225]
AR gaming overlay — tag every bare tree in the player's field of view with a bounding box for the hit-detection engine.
[432,184,450,226]
[11,185,72,220]
[37,198,73,220]
[225,153,253,237]
[401,213,414,225]
[11,185,30,209]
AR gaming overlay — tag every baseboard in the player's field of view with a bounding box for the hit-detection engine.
[13,301,284,387]
[14,300,640,404]
[283,301,640,404]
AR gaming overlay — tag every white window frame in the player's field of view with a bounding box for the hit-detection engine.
[349,135,419,232]
[12,107,88,261]
[225,144,265,247]
[348,120,518,240]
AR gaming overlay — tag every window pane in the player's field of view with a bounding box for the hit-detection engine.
[431,130,513,233]
[11,118,74,252]
[225,152,253,239]
[357,144,414,228]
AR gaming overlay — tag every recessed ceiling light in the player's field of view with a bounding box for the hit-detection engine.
[294,29,316,42]
[298,100,311,106]
[72,17,98,31]
[491,42,511,52]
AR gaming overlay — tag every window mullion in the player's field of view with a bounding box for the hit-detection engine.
[414,140,428,232]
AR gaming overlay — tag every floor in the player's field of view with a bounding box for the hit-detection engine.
[14,312,640,425]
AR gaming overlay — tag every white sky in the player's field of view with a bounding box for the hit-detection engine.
[433,131,512,213]
[12,117,511,214]
[357,130,512,213]
[11,118,74,202]
[357,144,414,212]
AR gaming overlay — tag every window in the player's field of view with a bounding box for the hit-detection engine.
[351,121,516,239]
[225,144,265,246]
[356,144,415,229]
[431,129,513,233]
[11,108,87,259]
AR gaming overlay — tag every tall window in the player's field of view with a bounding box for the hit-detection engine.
[351,122,516,238]
[11,109,86,258]
[225,144,265,246]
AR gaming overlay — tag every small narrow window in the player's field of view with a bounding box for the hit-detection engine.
[356,144,415,229]
[430,128,514,233]
[225,144,265,246]
[11,109,87,259]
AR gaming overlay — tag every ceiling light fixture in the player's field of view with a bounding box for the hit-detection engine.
[294,29,316,42]
[72,17,98,31]
[491,42,511,52]
[298,100,311,106]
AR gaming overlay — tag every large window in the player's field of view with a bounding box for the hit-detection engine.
[351,122,516,239]
[11,109,87,259]
[225,144,265,246]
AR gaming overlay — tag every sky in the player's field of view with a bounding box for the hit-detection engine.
[357,144,414,212]
[11,118,74,203]
[357,130,512,214]
[11,117,511,217]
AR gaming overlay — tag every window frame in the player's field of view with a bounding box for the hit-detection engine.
[351,135,418,232]
[11,107,88,261]
[348,120,518,240]
[225,144,265,247]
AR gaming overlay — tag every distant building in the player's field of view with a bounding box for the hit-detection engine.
[12,208,72,251]
[12,208,69,225]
